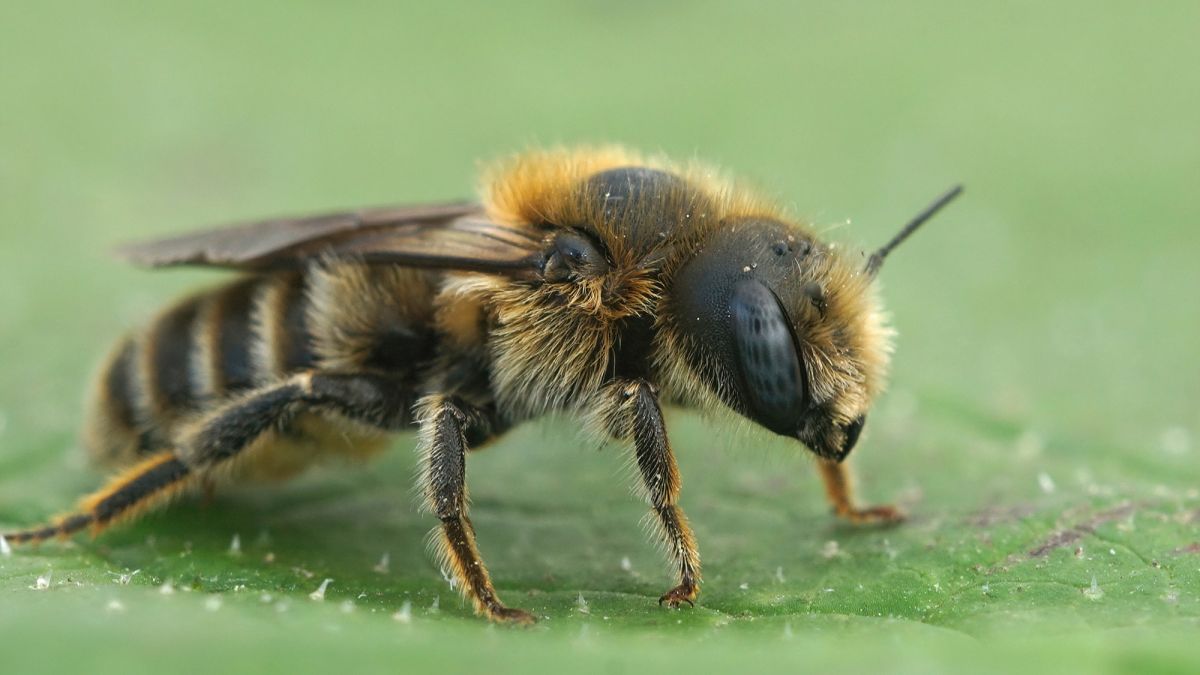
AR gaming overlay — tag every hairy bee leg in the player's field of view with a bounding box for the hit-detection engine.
[617,380,701,609]
[416,394,533,625]
[4,372,412,546]
[817,459,904,524]
[3,452,193,543]
[182,371,412,466]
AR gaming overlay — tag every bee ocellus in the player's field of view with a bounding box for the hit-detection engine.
[4,147,961,623]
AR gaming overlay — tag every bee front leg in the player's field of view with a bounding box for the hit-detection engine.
[415,394,533,625]
[817,459,904,524]
[609,380,701,609]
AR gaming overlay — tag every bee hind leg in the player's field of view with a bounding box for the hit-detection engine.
[179,371,412,467]
[4,371,413,546]
[415,394,533,625]
[3,452,193,544]
[817,459,904,524]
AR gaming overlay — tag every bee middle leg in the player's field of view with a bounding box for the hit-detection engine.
[415,394,533,625]
[816,459,904,524]
[610,380,701,609]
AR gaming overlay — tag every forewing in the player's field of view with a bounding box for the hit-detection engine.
[114,201,547,275]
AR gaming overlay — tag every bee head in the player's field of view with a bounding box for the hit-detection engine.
[671,217,891,462]
[669,186,960,462]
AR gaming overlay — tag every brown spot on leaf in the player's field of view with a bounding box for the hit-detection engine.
[1170,542,1200,556]
[1027,503,1136,558]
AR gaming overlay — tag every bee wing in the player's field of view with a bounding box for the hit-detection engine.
[114,201,547,275]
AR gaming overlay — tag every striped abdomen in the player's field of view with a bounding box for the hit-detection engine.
[84,265,440,468]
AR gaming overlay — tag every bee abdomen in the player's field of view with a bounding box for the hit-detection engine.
[204,276,259,394]
[253,271,316,380]
[84,272,318,467]
[81,337,144,464]
[142,292,206,423]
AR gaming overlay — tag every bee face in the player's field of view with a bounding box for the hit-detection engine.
[671,216,890,462]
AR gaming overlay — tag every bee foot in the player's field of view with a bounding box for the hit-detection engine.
[658,583,698,608]
[487,605,537,625]
[837,504,905,525]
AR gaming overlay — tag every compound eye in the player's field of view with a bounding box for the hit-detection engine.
[730,279,807,436]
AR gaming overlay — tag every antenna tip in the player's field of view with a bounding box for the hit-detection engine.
[864,183,965,277]
[939,184,965,204]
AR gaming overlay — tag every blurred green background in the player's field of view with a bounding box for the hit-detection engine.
[1,2,1197,673]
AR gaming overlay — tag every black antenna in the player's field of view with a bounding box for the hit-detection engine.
[865,184,963,277]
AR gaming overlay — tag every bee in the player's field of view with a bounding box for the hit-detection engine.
[3,147,960,623]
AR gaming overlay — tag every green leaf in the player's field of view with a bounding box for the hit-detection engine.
[2,2,1198,673]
